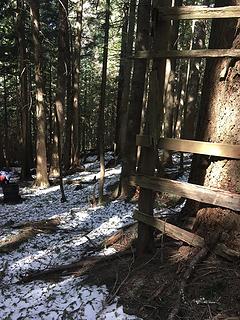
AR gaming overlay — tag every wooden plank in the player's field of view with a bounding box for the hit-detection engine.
[158,138,240,159]
[157,6,240,20]
[133,210,240,259]
[134,49,240,59]
[134,210,204,247]
[130,175,240,211]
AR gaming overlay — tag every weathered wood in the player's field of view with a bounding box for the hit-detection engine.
[136,135,240,159]
[158,138,240,159]
[134,210,240,259]
[134,49,240,59]
[0,218,61,253]
[157,6,240,20]
[130,175,240,211]
[134,210,204,247]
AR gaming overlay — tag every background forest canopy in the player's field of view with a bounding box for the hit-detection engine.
[0,0,214,186]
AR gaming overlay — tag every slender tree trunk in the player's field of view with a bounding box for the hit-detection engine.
[71,0,83,167]
[120,0,151,198]
[16,0,31,178]
[185,0,240,250]
[3,70,9,167]
[115,1,130,156]
[50,0,69,176]
[63,19,72,170]
[97,0,110,204]
[29,0,49,188]
[118,0,136,160]
[183,19,206,140]
[137,0,171,256]
[162,0,183,166]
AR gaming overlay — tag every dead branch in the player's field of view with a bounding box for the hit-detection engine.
[19,249,135,283]
[0,218,61,253]
[101,222,137,248]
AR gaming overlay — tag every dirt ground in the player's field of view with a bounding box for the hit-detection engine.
[85,235,240,320]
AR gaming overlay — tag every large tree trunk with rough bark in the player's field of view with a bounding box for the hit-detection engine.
[186,0,240,251]
[29,0,49,188]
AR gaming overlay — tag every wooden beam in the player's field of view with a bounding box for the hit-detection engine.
[134,49,240,59]
[130,175,240,211]
[134,210,204,247]
[157,6,240,20]
[136,136,240,159]
[133,210,240,259]
[158,138,240,159]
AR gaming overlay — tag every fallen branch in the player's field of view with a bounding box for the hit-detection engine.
[12,217,61,230]
[19,249,135,283]
[102,222,137,248]
[0,218,61,253]
[0,227,38,253]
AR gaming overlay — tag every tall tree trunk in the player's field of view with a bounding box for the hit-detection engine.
[162,0,182,166]
[137,0,171,256]
[185,0,240,250]
[183,19,206,140]
[97,0,110,204]
[115,0,130,156]
[118,0,136,160]
[3,69,9,167]
[120,0,151,198]
[29,0,49,188]
[71,0,83,167]
[50,0,69,177]
[16,0,31,178]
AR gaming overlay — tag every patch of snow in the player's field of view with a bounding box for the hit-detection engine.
[0,159,140,320]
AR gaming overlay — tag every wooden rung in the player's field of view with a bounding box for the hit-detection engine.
[133,210,240,259]
[158,138,240,159]
[136,135,240,159]
[157,6,240,20]
[129,175,240,211]
[134,49,240,59]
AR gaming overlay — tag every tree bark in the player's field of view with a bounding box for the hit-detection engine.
[120,0,151,198]
[29,0,49,188]
[97,0,110,204]
[137,0,171,256]
[186,0,240,251]
[16,0,31,178]
[71,0,83,167]
[50,0,69,177]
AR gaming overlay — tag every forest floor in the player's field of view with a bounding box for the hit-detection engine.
[0,153,239,320]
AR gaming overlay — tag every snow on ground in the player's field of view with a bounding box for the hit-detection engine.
[0,156,141,320]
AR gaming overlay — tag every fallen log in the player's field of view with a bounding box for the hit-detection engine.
[0,227,38,253]
[12,217,61,230]
[20,249,135,283]
[102,222,137,248]
[0,218,61,253]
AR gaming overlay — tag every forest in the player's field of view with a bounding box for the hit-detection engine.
[0,0,240,319]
